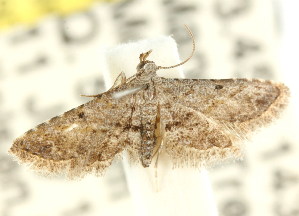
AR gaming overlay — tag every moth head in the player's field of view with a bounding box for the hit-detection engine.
[136,25,195,78]
[136,50,159,79]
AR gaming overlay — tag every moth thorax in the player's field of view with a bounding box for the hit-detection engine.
[136,61,158,79]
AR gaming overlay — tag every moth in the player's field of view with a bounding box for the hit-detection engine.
[9,27,289,178]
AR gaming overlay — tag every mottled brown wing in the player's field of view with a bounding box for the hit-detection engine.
[9,93,140,178]
[158,78,289,166]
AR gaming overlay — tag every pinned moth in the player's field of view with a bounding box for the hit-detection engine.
[9,26,289,178]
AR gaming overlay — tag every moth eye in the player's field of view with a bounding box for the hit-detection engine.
[215,85,223,90]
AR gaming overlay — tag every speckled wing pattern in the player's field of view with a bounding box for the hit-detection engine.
[156,78,289,167]
[9,92,141,178]
[9,48,289,178]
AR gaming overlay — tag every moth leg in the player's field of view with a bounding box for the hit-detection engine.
[153,104,165,177]
[154,150,160,192]
[80,72,127,98]
[154,129,165,156]
[110,72,127,89]
[154,138,164,178]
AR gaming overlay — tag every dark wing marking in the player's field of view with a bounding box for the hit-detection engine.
[158,78,289,166]
[158,78,289,132]
[9,93,140,178]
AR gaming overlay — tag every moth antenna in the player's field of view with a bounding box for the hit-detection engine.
[158,25,195,70]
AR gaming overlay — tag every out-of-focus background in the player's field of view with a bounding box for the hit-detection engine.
[0,0,299,216]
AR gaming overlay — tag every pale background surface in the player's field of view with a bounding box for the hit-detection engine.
[0,0,298,216]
